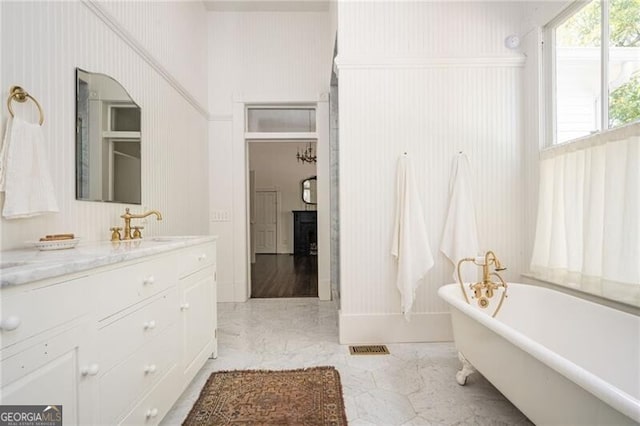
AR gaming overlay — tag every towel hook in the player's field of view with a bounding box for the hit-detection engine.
[7,86,44,125]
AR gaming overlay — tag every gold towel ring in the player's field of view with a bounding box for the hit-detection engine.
[7,86,44,125]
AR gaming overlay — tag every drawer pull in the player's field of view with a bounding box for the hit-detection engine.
[144,364,157,374]
[80,364,100,376]
[143,276,155,285]
[180,303,190,311]
[0,316,21,331]
[143,320,157,330]
[198,254,207,261]
[145,408,159,419]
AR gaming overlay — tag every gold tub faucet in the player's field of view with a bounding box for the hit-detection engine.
[116,208,163,240]
[456,250,508,317]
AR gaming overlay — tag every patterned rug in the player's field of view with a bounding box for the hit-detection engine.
[183,367,348,425]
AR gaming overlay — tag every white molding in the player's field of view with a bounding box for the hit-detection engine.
[339,311,453,344]
[335,55,526,70]
[234,94,325,104]
[82,0,210,119]
[245,132,318,140]
[318,278,331,301]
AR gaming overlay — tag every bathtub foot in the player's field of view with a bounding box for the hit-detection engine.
[456,352,476,386]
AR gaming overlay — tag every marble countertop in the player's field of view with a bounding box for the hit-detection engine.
[0,236,217,288]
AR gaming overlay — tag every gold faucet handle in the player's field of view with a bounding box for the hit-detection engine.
[132,226,144,239]
[470,283,483,299]
[110,227,122,241]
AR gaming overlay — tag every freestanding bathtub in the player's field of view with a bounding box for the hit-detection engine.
[438,282,640,425]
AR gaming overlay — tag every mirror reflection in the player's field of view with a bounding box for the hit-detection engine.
[301,176,317,204]
[76,68,141,204]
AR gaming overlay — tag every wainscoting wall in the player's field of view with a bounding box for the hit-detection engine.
[336,1,529,343]
[0,1,209,249]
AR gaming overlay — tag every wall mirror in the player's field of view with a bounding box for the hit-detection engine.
[301,176,317,204]
[75,68,141,204]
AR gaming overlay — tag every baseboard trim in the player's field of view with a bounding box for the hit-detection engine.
[339,311,453,344]
[319,278,331,301]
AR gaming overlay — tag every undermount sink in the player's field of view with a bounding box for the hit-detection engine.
[151,236,200,242]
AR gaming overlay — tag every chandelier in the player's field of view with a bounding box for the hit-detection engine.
[296,143,316,164]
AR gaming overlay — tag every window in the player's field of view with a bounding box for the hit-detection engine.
[546,0,640,144]
[246,107,316,133]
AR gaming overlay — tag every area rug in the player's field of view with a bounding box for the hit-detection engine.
[183,367,347,426]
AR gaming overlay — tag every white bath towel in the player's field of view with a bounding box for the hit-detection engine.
[440,152,479,283]
[0,116,59,219]
[391,155,434,320]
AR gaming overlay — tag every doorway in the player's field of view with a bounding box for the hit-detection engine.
[248,141,318,298]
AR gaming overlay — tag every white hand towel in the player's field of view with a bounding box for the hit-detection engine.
[0,117,59,219]
[440,153,479,283]
[391,155,434,320]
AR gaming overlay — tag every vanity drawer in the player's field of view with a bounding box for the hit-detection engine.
[97,322,179,425]
[97,288,179,371]
[96,255,178,320]
[120,362,182,426]
[1,275,91,349]
[178,243,216,278]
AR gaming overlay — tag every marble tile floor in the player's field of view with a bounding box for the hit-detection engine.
[161,298,532,426]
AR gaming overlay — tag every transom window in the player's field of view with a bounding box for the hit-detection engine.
[545,0,640,144]
[246,107,316,133]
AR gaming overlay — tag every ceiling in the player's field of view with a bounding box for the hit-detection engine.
[203,0,330,12]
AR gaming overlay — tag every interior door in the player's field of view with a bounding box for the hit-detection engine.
[254,191,277,253]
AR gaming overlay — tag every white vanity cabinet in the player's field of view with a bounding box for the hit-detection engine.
[179,243,217,386]
[0,238,217,426]
[0,274,95,425]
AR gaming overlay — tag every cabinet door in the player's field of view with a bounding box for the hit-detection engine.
[0,326,91,426]
[181,267,215,385]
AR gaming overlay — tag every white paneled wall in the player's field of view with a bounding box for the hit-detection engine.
[337,1,527,343]
[339,1,525,57]
[98,0,208,108]
[207,11,331,302]
[208,12,331,114]
[0,1,209,249]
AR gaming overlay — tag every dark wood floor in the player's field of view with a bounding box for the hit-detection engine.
[251,254,318,298]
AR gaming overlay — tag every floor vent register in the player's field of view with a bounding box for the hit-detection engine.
[348,345,390,355]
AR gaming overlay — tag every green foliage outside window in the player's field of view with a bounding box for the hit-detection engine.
[610,72,640,127]
[557,0,640,127]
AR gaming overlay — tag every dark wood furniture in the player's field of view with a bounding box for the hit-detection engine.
[293,210,317,256]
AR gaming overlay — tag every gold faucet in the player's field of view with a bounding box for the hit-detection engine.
[118,208,163,240]
[456,250,508,317]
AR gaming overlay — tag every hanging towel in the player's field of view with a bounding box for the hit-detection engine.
[0,116,59,219]
[391,155,434,320]
[440,153,479,284]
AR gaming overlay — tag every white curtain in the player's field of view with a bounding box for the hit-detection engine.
[530,123,640,284]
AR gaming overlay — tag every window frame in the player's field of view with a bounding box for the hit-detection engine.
[245,105,317,135]
[543,0,616,147]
